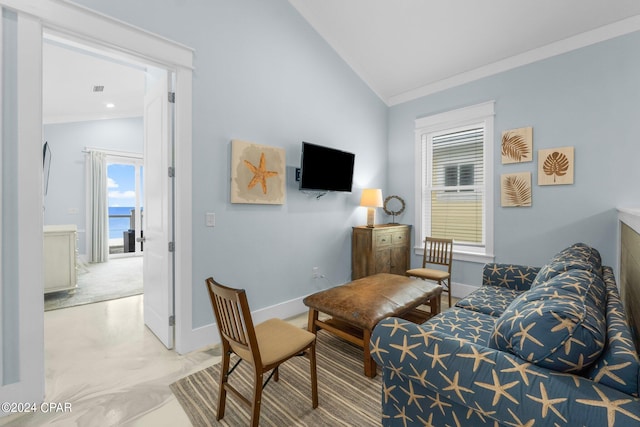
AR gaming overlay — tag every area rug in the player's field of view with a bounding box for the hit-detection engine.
[45,257,143,311]
[170,331,382,426]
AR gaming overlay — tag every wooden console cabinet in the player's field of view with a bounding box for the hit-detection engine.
[352,224,411,280]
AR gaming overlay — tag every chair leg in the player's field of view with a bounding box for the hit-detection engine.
[443,279,452,308]
[310,341,318,408]
[250,371,264,427]
[217,344,231,420]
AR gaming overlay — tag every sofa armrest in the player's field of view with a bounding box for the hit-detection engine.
[371,317,640,426]
[482,263,539,291]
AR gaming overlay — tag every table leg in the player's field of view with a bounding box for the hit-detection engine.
[363,328,376,378]
[308,308,319,333]
[430,292,441,315]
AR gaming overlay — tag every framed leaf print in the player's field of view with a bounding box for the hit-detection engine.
[538,146,574,185]
[501,127,533,164]
[231,139,286,204]
[501,172,532,207]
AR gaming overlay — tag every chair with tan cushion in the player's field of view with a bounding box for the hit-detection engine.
[406,237,453,307]
[205,277,318,427]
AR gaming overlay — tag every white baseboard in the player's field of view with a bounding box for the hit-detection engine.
[177,295,308,354]
[178,281,479,354]
[452,281,479,299]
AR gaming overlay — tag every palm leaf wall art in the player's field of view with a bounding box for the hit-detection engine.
[538,146,574,185]
[501,172,532,207]
[501,127,533,164]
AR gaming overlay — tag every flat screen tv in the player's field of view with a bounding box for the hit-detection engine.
[299,142,355,192]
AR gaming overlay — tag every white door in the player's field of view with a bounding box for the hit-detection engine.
[142,66,175,349]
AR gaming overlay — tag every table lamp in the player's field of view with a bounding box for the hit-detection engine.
[360,188,383,228]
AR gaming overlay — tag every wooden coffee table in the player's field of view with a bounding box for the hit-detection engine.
[303,273,442,378]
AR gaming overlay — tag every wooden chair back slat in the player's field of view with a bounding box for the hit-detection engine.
[206,277,256,354]
[423,237,453,272]
[204,276,319,425]
[213,294,245,345]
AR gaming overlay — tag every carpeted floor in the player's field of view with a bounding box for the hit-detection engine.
[170,331,381,426]
[44,256,143,311]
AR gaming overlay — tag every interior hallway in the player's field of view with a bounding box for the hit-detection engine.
[0,295,218,427]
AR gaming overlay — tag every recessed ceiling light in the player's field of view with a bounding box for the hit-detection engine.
[106,103,115,108]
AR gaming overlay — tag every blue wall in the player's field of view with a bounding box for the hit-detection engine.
[43,118,144,254]
[70,0,388,328]
[388,31,640,285]
[68,0,640,329]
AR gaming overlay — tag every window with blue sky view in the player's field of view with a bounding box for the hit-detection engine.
[107,163,143,243]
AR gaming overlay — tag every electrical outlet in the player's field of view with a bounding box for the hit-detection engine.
[312,267,320,279]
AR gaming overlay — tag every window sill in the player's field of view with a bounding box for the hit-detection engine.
[413,246,494,264]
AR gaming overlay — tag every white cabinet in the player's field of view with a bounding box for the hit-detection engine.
[44,225,78,293]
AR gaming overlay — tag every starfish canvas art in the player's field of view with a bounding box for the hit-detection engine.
[231,139,286,204]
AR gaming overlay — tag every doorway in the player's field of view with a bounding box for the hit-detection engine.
[0,1,193,407]
[42,36,148,310]
[107,157,144,256]
[41,31,178,350]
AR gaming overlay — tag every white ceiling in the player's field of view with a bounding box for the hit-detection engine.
[43,37,146,124]
[43,1,640,123]
[288,0,640,105]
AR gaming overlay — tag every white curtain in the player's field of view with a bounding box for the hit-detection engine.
[89,151,108,263]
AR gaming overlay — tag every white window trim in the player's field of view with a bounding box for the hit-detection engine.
[414,101,495,264]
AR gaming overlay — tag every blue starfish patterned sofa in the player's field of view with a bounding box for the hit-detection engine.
[370,243,640,426]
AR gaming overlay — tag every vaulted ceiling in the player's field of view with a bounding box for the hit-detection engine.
[43,1,640,123]
[288,0,640,105]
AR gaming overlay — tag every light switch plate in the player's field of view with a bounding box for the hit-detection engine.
[205,212,216,227]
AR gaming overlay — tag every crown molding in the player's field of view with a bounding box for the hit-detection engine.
[388,14,640,106]
[43,111,142,125]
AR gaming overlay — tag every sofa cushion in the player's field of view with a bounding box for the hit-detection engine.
[482,263,541,291]
[585,268,640,396]
[455,286,525,317]
[489,269,607,372]
[531,243,603,288]
[420,307,496,345]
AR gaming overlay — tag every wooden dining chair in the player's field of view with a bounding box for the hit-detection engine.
[205,277,318,426]
[406,237,454,308]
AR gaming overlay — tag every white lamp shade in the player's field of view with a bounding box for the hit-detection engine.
[360,188,383,207]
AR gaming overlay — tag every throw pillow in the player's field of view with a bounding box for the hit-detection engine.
[489,269,606,372]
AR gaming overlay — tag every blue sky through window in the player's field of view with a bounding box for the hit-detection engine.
[107,163,136,207]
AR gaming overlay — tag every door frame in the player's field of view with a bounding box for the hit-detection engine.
[0,9,45,406]
[0,0,194,409]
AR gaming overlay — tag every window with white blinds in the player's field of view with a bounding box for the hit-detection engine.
[415,102,494,261]
[427,127,484,245]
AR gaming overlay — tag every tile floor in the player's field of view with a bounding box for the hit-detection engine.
[0,295,221,427]
[1,291,451,426]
